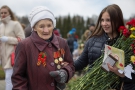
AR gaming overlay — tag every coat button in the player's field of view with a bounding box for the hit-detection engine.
[50,62,54,66]
[48,43,52,47]
[51,82,54,86]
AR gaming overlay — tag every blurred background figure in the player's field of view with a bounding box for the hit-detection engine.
[21,23,26,34]
[67,33,75,54]
[67,28,79,54]
[69,28,78,40]
[53,28,61,36]
[0,5,25,90]
[21,23,26,30]
[70,28,79,50]
[88,23,95,36]
[24,24,32,37]
[72,43,84,76]
[73,43,84,61]
[81,29,90,44]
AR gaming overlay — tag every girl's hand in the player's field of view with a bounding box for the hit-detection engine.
[107,63,125,77]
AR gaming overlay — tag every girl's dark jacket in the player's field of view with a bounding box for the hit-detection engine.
[12,31,75,90]
[74,33,116,71]
[74,33,135,90]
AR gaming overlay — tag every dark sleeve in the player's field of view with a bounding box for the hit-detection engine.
[121,73,135,83]
[74,38,93,71]
[12,42,28,90]
[61,39,75,82]
[120,73,135,90]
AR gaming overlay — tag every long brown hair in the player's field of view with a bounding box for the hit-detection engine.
[87,4,125,39]
[0,5,17,21]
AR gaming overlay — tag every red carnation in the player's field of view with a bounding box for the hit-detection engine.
[118,26,126,33]
[122,28,131,38]
[126,18,135,27]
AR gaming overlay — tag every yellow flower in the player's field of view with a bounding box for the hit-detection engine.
[131,56,135,64]
[130,27,135,31]
[130,34,135,38]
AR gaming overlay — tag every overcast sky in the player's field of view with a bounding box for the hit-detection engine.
[0,0,135,19]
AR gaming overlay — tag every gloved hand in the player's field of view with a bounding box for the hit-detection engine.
[49,69,68,83]
[56,83,66,90]
[0,36,8,42]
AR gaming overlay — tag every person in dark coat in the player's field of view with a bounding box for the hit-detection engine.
[67,33,75,54]
[74,4,135,90]
[74,3,123,73]
[24,24,32,37]
[11,6,75,90]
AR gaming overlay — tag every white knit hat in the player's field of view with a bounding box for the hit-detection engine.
[28,6,56,28]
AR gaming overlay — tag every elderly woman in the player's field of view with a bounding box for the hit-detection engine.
[11,6,75,90]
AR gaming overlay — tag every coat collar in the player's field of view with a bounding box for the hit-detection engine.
[104,32,119,40]
[104,33,119,45]
[30,31,60,51]
[0,15,11,24]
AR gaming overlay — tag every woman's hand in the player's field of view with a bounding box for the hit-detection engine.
[107,63,125,77]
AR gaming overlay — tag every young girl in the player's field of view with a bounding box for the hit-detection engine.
[0,5,25,90]
[74,4,125,90]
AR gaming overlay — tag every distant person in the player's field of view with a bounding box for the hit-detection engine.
[68,28,79,50]
[21,23,26,30]
[21,23,26,35]
[67,33,75,54]
[0,5,25,90]
[53,28,60,36]
[81,29,90,43]
[11,6,75,90]
[69,28,78,40]
[24,24,32,37]
[88,23,95,36]
[73,43,84,61]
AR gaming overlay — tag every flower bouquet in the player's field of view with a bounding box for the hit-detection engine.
[71,18,135,90]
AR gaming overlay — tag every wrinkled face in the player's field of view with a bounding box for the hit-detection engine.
[34,19,54,40]
[101,12,112,35]
[0,8,10,19]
